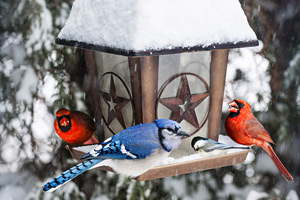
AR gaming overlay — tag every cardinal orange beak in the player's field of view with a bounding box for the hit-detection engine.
[60,117,70,126]
[228,101,238,113]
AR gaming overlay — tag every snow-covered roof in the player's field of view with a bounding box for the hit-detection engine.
[57,0,258,56]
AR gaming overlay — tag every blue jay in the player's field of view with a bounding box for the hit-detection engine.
[42,119,189,192]
[191,136,250,158]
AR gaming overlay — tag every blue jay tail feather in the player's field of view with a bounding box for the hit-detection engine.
[42,159,103,192]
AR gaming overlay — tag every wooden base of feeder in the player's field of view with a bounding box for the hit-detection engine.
[66,145,250,181]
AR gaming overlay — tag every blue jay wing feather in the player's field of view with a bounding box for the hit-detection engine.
[42,159,103,192]
[81,123,160,160]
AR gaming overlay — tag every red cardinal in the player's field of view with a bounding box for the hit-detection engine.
[225,99,293,182]
[54,108,98,145]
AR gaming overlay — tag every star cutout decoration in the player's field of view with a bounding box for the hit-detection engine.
[100,74,130,129]
[159,75,209,129]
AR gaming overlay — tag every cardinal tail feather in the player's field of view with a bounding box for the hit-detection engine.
[42,159,103,192]
[262,144,293,182]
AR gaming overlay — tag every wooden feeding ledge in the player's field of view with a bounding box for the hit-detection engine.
[57,0,258,180]
[66,143,250,181]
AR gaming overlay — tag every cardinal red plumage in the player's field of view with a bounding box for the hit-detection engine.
[225,99,293,182]
[54,108,98,145]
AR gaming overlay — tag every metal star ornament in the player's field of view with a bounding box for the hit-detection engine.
[100,74,130,129]
[159,75,209,129]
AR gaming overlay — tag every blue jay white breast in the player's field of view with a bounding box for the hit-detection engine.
[42,119,190,192]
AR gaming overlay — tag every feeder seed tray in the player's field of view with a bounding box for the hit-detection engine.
[66,145,250,181]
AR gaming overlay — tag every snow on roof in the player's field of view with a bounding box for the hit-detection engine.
[57,0,258,56]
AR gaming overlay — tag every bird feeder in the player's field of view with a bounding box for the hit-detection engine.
[57,0,257,180]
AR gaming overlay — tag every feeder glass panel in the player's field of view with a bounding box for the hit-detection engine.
[94,51,211,157]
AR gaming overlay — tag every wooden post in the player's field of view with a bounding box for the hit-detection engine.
[128,57,143,124]
[208,49,229,141]
[84,50,105,143]
[129,56,159,124]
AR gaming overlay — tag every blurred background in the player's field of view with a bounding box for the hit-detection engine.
[0,0,299,199]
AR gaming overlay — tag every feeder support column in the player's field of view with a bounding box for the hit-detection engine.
[129,56,159,124]
[208,49,229,141]
[84,50,105,143]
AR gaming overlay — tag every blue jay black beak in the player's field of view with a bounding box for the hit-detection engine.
[176,131,190,138]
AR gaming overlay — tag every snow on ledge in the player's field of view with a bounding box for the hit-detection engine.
[73,135,250,167]
[58,0,257,52]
